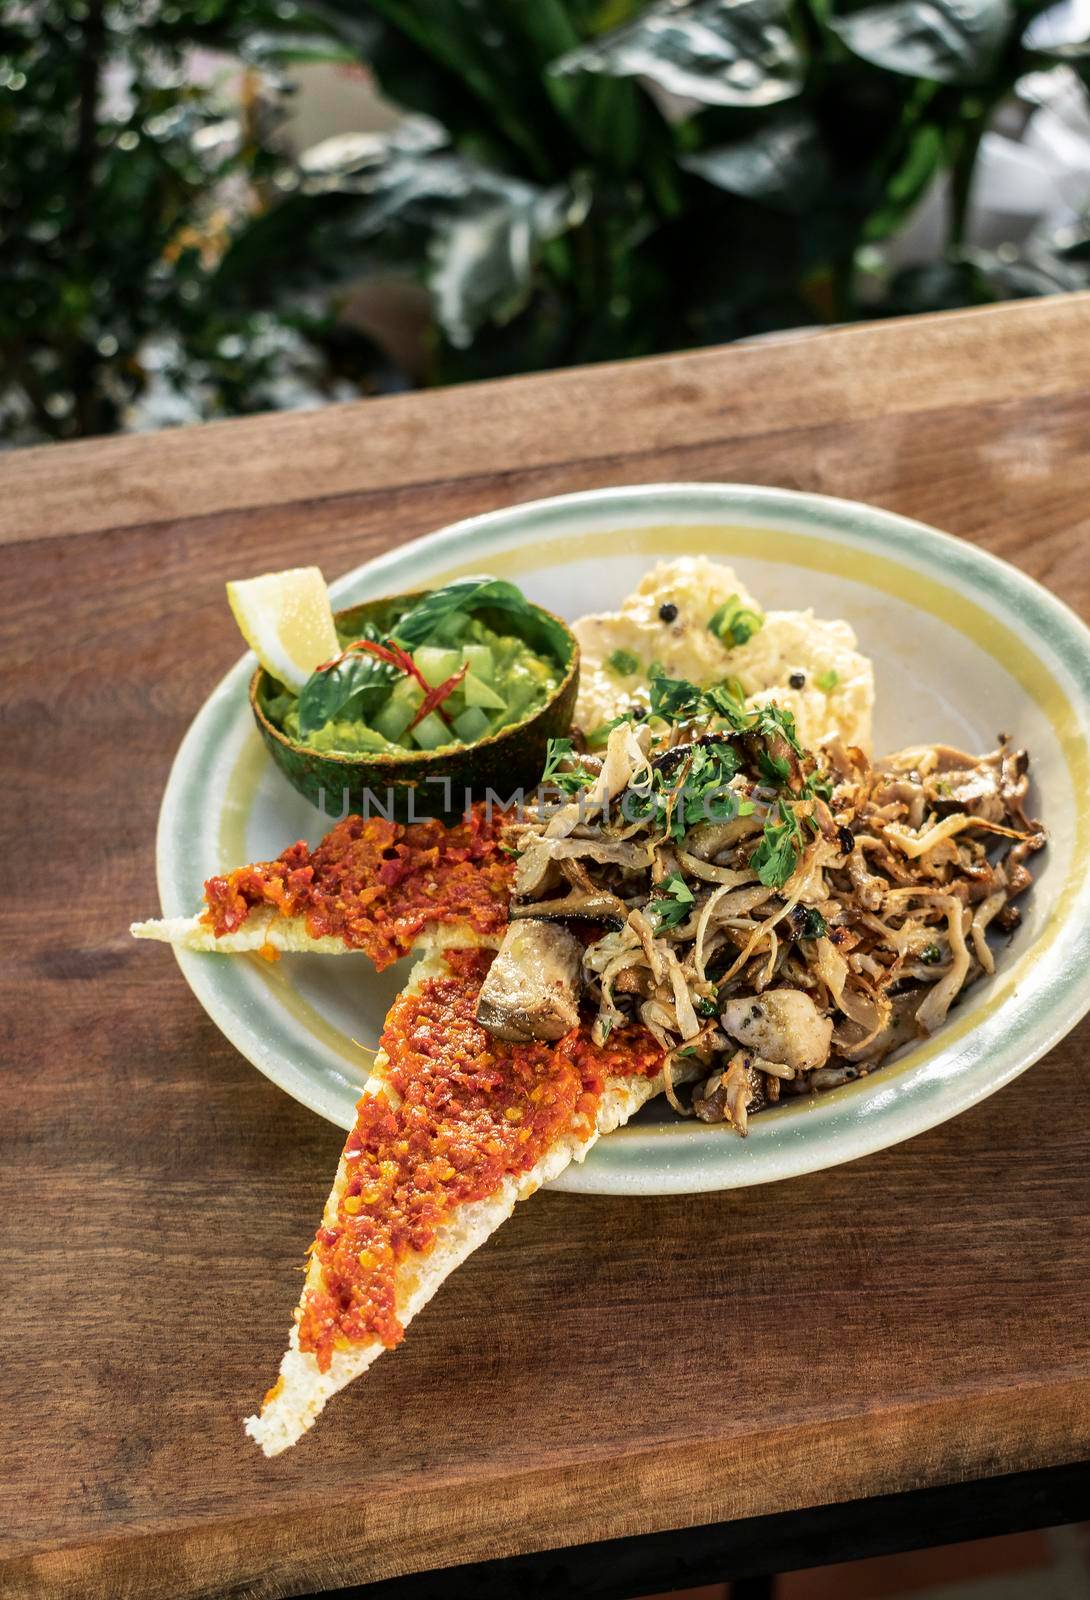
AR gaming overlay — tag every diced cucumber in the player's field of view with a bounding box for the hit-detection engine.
[504,677,538,716]
[413,646,461,687]
[463,670,507,710]
[460,644,494,683]
[453,705,491,742]
[411,711,451,751]
[373,697,416,742]
[388,675,424,709]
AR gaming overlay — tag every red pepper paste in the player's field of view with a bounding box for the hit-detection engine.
[201,803,513,970]
[297,948,663,1369]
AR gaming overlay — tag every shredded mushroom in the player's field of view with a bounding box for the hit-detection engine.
[492,713,1044,1135]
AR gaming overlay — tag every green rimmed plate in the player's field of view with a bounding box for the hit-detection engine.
[155,484,1090,1195]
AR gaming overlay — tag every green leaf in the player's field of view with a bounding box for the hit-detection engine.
[683,112,829,211]
[390,575,572,660]
[585,715,629,747]
[429,175,590,346]
[232,27,356,68]
[750,800,804,888]
[875,257,998,313]
[648,671,707,722]
[541,737,599,793]
[319,0,564,179]
[551,0,806,110]
[665,740,749,838]
[218,118,586,347]
[1021,4,1090,87]
[828,0,1014,84]
[296,623,398,735]
[862,119,946,241]
[652,872,696,930]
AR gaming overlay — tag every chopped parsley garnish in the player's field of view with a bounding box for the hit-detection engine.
[648,671,706,723]
[599,1016,613,1040]
[541,737,597,795]
[805,772,834,802]
[651,872,696,930]
[620,784,662,824]
[708,594,764,648]
[920,942,943,965]
[607,648,640,677]
[749,800,804,889]
[585,715,626,748]
[666,741,753,839]
[745,700,803,753]
[799,907,828,939]
[696,995,719,1018]
[647,671,801,758]
[758,745,791,784]
[815,669,839,692]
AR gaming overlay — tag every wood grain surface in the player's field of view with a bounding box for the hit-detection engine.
[2,297,1090,1600]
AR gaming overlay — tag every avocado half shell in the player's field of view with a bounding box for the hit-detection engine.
[249,591,580,820]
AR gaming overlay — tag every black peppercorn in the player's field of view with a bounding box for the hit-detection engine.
[837,824,855,854]
[658,601,678,623]
[789,671,806,689]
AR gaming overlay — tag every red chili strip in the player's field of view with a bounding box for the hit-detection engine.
[315,636,433,696]
[315,637,403,674]
[408,663,468,731]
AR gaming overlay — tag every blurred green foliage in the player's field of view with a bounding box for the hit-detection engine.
[221,0,1090,382]
[4,0,1089,441]
[0,0,380,442]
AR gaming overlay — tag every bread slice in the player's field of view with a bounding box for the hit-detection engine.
[245,930,678,1456]
[131,804,513,968]
[130,907,353,956]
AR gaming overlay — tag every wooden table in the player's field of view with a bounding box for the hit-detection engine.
[3,296,1090,1600]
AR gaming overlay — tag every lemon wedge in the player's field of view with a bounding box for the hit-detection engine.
[226,567,340,694]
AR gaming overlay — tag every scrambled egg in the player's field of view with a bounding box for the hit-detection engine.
[572,556,874,752]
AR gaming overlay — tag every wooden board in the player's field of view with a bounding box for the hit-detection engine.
[2,297,1090,1600]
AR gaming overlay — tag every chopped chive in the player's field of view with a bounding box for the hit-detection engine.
[607,647,640,677]
[708,594,765,648]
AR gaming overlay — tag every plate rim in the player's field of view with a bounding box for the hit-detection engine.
[154,481,1090,1195]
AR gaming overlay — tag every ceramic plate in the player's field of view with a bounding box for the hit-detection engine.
[155,484,1090,1195]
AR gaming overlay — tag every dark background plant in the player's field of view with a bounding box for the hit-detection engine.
[0,0,385,443]
[4,0,1089,443]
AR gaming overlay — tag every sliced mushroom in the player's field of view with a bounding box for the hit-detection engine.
[720,988,833,1071]
[692,1052,766,1132]
[510,888,628,924]
[475,920,584,1043]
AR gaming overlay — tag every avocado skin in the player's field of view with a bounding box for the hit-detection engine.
[249,592,579,822]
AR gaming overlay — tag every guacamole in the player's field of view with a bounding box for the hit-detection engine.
[265,611,562,758]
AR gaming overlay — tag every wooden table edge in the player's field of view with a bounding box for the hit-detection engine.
[5,1373,1090,1600]
[3,295,1088,545]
